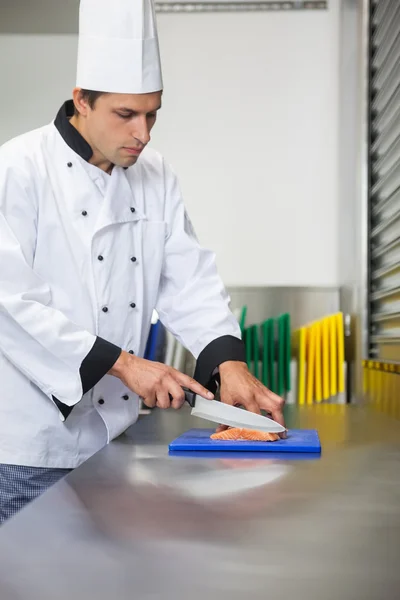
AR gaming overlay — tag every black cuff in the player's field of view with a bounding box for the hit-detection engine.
[194,335,246,393]
[53,337,122,420]
[80,337,122,394]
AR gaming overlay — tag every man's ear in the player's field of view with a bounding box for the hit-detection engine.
[72,88,89,118]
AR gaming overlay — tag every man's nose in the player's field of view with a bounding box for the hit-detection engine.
[132,116,151,145]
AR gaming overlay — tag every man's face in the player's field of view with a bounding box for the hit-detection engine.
[77,91,162,168]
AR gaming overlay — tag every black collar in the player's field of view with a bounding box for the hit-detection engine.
[54,100,93,162]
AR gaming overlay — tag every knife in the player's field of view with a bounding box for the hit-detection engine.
[176,387,286,434]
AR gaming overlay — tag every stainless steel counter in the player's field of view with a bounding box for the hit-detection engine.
[0,403,399,600]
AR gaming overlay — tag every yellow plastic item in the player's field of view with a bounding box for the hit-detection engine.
[314,321,322,402]
[297,327,306,406]
[306,323,316,405]
[322,317,330,400]
[329,315,337,396]
[336,312,345,394]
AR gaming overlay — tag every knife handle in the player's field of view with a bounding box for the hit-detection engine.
[168,387,196,408]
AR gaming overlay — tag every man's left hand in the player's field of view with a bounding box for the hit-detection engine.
[217,361,286,437]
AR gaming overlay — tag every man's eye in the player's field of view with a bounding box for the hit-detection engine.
[117,113,131,119]
[147,113,157,119]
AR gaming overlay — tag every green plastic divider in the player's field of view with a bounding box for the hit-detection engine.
[247,314,291,394]
[244,327,252,372]
[262,321,270,388]
[262,319,276,393]
[239,305,247,334]
[277,315,285,396]
[284,313,291,392]
[252,324,259,380]
[269,319,276,393]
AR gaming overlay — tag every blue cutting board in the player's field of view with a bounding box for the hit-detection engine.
[169,428,321,453]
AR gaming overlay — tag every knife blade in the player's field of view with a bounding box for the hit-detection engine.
[179,388,286,434]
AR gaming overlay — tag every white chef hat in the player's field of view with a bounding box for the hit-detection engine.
[76,0,163,94]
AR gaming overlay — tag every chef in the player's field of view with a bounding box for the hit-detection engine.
[0,0,285,523]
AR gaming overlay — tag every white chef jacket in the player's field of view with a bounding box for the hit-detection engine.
[0,101,244,469]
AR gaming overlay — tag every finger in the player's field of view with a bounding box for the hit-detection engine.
[224,393,261,415]
[257,392,286,437]
[142,393,156,409]
[266,388,286,410]
[266,393,286,427]
[215,424,229,433]
[173,371,214,400]
[155,387,171,410]
[241,399,262,415]
[167,380,186,410]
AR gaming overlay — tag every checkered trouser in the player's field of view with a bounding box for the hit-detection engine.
[0,464,72,525]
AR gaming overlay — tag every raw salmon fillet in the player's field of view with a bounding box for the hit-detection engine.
[210,428,279,442]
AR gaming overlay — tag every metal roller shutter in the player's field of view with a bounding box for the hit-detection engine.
[368,0,400,362]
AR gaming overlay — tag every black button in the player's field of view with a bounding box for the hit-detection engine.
[130,207,136,213]
[122,395,129,401]
[102,307,109,313]
[98,255,104,261]
[128,350,134,354]
[130,302,136,308]
[131,256,137,263]
[67,162,73,168]
[98,399,105,405]
[82,210,88,217]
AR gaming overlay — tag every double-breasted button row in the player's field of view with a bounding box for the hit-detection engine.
[66,163,138,217]
[96,254,137,263]
[80,208,137,218]
[98,394,130,406]
[101,303,136,312]
[97,254,137,313]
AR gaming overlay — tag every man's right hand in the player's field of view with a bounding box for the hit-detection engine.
[108,351,214,409]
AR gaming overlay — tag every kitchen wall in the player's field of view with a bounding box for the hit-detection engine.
[0,1,341,288]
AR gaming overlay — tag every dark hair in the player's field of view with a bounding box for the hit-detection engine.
[74,89,107,116]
